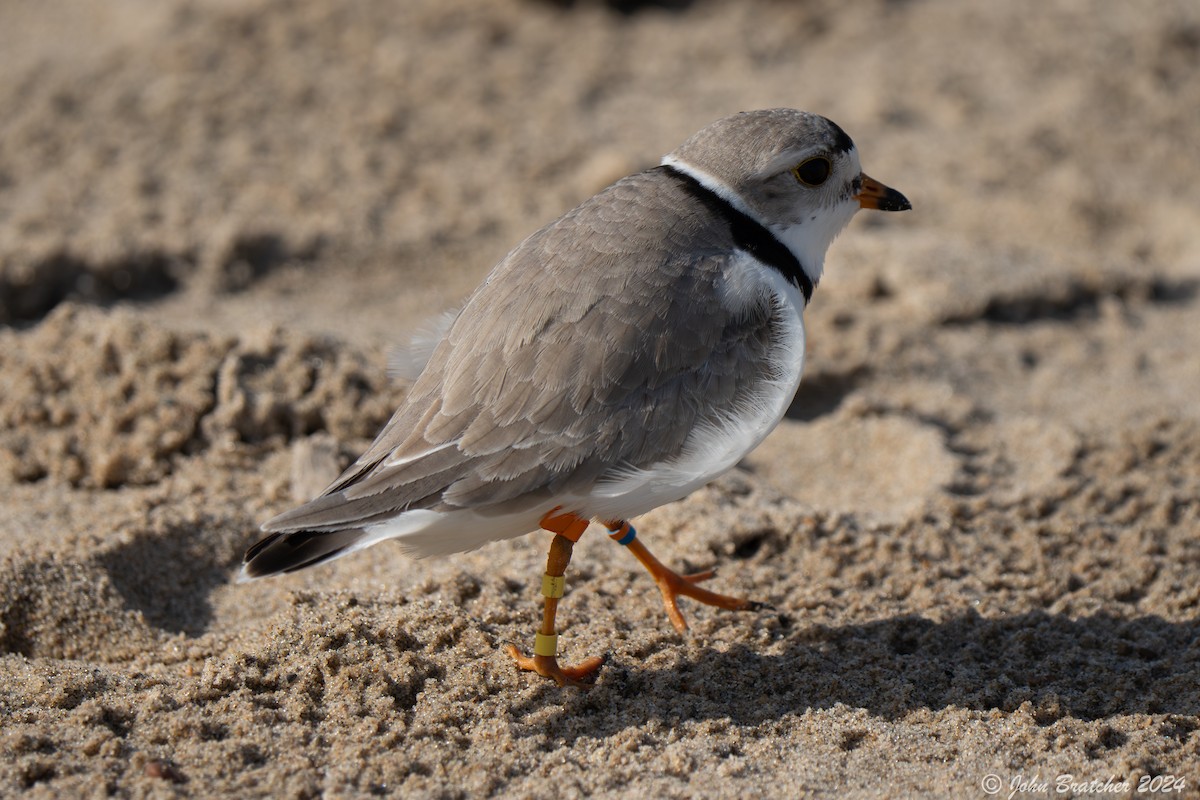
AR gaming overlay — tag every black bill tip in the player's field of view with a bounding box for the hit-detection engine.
[857,173,911,212]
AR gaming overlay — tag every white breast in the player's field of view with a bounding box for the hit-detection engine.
[583,255,806,521]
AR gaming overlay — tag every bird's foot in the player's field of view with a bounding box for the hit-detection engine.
[649,563,772,634]
[505,644,605,688]
[604,522,771,634]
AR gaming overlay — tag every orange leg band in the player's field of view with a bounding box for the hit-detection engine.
[539,507,590,542]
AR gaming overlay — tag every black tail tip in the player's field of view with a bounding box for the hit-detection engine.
[240,528,363,580]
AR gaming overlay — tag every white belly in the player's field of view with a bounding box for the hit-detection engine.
[581,259,807,521]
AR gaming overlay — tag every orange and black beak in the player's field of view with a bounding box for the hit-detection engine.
[856,174,911,212]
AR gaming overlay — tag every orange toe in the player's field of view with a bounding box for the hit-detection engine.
[651,566,767,633]
[506,644,605,688]
[621,538,770,633]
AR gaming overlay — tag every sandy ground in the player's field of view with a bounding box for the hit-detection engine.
[2,0,1199,797]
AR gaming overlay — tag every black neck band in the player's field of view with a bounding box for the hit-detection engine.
[659,164,814,304]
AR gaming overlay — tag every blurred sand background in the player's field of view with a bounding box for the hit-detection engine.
[2,0,1199,797]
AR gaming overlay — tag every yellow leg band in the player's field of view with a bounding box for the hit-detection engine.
[533,633,558,657]
[541,574,565,599]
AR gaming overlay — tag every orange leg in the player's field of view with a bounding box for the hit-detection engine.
[505,510,605,688]
[604,520,770,633]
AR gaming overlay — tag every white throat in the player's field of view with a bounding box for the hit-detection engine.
[768,197,859,287]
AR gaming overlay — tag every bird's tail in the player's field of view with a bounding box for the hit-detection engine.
[239,528,369,582]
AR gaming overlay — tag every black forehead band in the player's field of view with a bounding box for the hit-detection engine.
[825,119,855,155]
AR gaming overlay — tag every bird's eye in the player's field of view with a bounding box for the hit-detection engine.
[791,157,831,187]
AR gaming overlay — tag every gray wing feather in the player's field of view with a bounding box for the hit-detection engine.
[262,170,779,534]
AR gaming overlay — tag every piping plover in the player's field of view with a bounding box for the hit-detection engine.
[242,109,910,687]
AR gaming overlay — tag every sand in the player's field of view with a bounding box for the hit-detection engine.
[2,0,1199,797]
